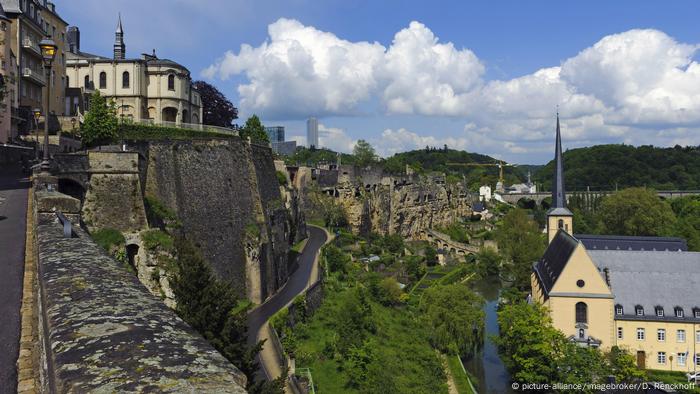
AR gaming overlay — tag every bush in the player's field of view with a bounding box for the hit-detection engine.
[119,123,234,140]
[276,170,288,186]
[141,229,174,251]
[92,228,125,251]
[81,90,118,147]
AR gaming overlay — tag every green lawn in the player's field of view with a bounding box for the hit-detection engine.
[647,369,700,394]
[446,354,477,394]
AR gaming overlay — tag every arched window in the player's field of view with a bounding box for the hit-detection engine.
[558,219,564,229]
[168,74,175,91]
[84,75,90,89]
[576,302,587,323]
[99,72,106,89]
[122,71,129,88]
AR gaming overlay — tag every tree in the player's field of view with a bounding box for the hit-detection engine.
[419,284,484,357]
[424,245,438,266]
[496,209,545,290]
[598,188,676,236]
[193,80,238,127]
[353,139,377,167]
[81,90,118,147]
[476,246,501,277]
[239,115,269,143]
[605,346,646,383]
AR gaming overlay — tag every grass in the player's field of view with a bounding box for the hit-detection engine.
[141,229,174,251]
[647,369,700,393]
[291,238,308,253]
[92,228,125,251]
[446,354,476,394]
[144,195,178,222]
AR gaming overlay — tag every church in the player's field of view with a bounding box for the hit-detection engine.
[64,15,202,125]
[531,116,700,372]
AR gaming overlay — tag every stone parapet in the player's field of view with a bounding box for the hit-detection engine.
[35,213,248,393]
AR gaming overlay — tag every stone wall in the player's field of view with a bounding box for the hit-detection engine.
[34,193,247,393]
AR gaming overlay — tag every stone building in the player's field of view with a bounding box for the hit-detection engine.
[65,15,202,125]
[531,115,700,372]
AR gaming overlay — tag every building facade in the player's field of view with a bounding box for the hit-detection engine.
[307,116,318,148]
[531,115,700,372]
[0,5,15,143]
[65,16,202,125]
[265,126,284,143]
[40,1,67,119]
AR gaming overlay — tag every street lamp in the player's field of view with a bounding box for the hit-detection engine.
[33,108,41,161]
[39,36,57,174]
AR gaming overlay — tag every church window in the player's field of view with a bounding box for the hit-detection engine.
[168,74,175,91]
[122,71,130,88]
[657,329,665,342]
[99,72,106,89]
[575,302,587,324]
[657,352,666,364]
[674,307,684,318]
[635,305,644,316]
[615,305,623,315]
[637,328,645,340]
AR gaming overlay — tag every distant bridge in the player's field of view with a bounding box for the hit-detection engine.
[421,229,481,255]
[499,190,700,205]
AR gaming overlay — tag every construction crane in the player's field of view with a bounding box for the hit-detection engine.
[446,161,514,186]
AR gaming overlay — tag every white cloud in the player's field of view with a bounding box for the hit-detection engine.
[205,22,700,158]
[318,124,357,153]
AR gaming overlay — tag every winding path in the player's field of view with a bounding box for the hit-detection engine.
[0,164,30,394]
[247,225,328,380]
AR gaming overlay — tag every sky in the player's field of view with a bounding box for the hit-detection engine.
[58,0,700,164]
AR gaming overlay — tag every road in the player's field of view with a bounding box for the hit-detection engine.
[0,164,30,394]
[247,225,328,379]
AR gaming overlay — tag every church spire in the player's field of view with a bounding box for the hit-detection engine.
[114,13,125,60]
[552,112,566,209]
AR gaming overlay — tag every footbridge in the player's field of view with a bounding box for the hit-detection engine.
[499,190,700,205]
[421,229,481,256]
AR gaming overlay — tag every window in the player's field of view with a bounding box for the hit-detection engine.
[168,74,175,91]
[656,306,664,317]
[637,328,645,340]
[558,219,564,229]
[576,280,585,288]
[84,75,90,89]
[657,352,666,364]
[678,352,687,366]
[615,305,623,315]
[694,308,700,318]
[697,354,700,367]
[99,72,106,89]
[636,306,644,316]
[677,330,686,343]
[696,330,700,343]
[657,329,666,342]
[575,302,587,324]
[122,71,129,88]
[675,307,684,318]
[617,327,623,339]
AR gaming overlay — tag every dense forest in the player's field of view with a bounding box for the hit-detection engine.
[536,144,700,191]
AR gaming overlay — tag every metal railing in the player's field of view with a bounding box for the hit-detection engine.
[128,118,239,136]
[21,37,41,55]
[55,211,75,238]
[22,67,45,85]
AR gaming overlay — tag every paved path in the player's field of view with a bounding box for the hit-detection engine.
[0,165,30,394]
[247,226,328,380]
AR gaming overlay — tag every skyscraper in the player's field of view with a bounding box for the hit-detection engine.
[307,117,319,148]
[264,126,285,143]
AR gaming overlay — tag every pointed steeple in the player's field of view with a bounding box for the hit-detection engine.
[114,13,126,60]
[552,113,567,209]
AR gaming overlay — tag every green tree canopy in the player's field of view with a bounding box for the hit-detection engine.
[419,284,484,357]
[81,90,118,147]
[239,114,269,143]
[496,209,546,290]
[353,139,377,167]
[598,187,676,236]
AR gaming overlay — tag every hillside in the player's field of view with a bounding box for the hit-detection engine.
[535,144,700,191]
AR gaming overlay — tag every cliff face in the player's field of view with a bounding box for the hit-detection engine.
[130,139,306,304]
[313,165,472,238]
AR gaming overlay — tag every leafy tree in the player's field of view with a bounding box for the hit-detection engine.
[419,284,484,357]
[81,90,118,147]
[424,245,438,266]
[606,346,646,383]
[193,80,238,127]
[324,244,350,274]
[496,209,545,290]
[239,115,269,143]
[476,246,501,277]
[353,139,377,167]
[598,188,676,236]
[381,233,405,255]
[335,288,375,355]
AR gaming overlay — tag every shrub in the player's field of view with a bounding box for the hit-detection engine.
[141,229,174,251]
[276,170,288,186]
[92,228,125,251]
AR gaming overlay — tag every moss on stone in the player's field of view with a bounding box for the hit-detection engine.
[92,228,126,251]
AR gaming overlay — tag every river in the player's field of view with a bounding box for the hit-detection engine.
[463,277,515,394]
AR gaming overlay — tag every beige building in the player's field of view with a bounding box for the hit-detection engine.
[39,1,67,119]
[65,15,202,125]
[531,115,700,372]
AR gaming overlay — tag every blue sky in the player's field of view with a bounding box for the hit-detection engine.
[59,0,700,163]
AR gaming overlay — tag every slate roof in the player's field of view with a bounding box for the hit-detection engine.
[576,234,687,252]
[588,250,700,322]
[533,230,578,293]
[473,202,486,212]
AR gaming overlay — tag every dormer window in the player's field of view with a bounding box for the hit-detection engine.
[675,307,684,318]
[656,306,664,317]
[636,305,644,316]
[693,308,700,318]
[615,305,623,315]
